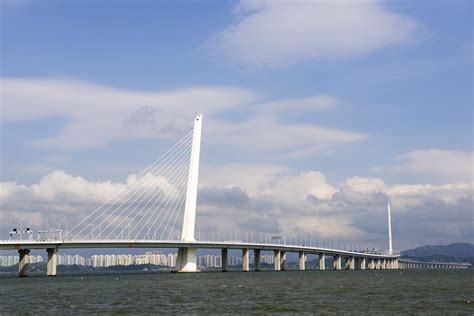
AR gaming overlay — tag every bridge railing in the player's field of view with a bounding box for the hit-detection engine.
[2,233,398,256]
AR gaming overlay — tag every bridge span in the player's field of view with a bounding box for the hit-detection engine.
[0,239,400,276]
[398,259,470,270]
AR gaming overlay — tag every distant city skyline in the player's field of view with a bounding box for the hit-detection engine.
[0,251,277,270]
[1,0,472,250]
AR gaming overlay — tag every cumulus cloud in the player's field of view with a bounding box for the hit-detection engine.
[200,163,288,196]
[0,170,189,238]
[344,176,386,193]
[395,149,473,182]
[208,0,421,67]
[263,171,337,200]
[1,169,471,249]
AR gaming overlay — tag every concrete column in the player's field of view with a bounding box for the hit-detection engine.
[18,249,30,277]
[47,248,58,276]
[274,250,281,271]
[299,251,306,271]
[319,253,326,271]
[368,258,373,269]
[359,257,366,270]
[333,255,342,270]
[176,248,198,272]
[242,248,249,272]
[254,249,261,271]
[221,248,228,272]
[376,259,381,270]
[280,251,286,271]
[348,257,355,270]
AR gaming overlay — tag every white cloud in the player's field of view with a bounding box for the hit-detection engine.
[263,171,337,200]
[200,163,288,196]
[344,176,386,192]
[395,149,473,182]
[344,175,471,205]
[1,78,259,148]
[250,95,338,116]
[3,168,470,249]
[206,115,366,159]
[0,181,26,199]
[1,78,365,160]
[208,0,420,67]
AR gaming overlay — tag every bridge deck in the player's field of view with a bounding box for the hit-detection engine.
[0,239,399,259]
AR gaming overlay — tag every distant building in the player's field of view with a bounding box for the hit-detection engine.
[0,256,19,267]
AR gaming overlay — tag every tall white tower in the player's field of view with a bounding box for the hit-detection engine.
[181,113,202,242]
[176,113,202,272]
[387,202,393,255]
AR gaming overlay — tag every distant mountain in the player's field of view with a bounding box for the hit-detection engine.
[402,243,474,259]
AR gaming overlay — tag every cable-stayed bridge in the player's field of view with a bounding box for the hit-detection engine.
[1,114,467,276]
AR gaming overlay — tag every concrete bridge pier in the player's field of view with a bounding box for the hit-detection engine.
[392,259,398,269]
[242,248,249,272]
[359,257,366,270]
[47,248,58,276]
[333,255,342,270]
[254,249,261,271]
[280,251,287,271]
[274,250,281,271]
[348,257,355,270]
[221,248,228,272]
[299,251,306,271]
[176,248,197,272]
[18,249,30,277]
[319,253,326,270]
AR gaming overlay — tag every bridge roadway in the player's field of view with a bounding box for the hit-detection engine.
[398,258,470,269]
[1,239,401,276]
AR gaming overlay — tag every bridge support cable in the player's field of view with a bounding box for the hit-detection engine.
[86,136,191,240]
[94,134,192,239]
[132,159,190,240]
[68,131,192,239]
[68,129,194,240]
[103,144,191,240]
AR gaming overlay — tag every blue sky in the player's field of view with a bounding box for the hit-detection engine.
[0,0,472,250]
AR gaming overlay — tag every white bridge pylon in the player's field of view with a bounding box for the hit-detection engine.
[177,113,202,272]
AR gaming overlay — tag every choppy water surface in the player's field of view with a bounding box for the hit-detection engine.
[0,270,472,314]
